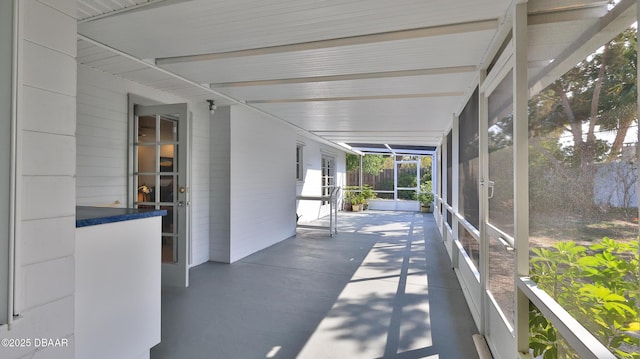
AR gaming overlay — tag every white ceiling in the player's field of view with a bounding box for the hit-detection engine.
[76,0,634,151]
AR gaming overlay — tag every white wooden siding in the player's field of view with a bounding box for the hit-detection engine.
[5,1,77,358]
[228,106,297,262]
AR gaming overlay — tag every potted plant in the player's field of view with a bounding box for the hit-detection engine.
[351,194,366,212]
[360,185,376,210]
[343,186,358,211]
[417,182,434,213]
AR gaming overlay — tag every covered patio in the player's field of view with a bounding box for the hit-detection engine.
[1,1,638,358]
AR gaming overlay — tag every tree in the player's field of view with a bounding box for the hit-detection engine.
[528,28,638,215]
[346,153,387,175]
[346,153,360,172]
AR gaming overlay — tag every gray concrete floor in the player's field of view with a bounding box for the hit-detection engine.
[151,210,480,359]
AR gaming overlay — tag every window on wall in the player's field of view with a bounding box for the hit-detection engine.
[296,144,303,180]
[528,26,639,358]
[321,155,335,202]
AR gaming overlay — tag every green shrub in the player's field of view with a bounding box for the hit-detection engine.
[361,185,376,200]
[416,181,434,205]
[529,238,639,358]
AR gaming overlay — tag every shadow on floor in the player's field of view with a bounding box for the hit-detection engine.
[151,211,479,359]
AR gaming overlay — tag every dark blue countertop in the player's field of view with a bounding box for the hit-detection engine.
[76,206,167,228]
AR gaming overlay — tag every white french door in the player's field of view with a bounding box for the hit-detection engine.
[133,103,189,288]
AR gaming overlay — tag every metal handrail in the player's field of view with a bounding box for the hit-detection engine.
[296,186,341,237]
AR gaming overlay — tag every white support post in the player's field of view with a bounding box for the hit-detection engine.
[431,152,436,207]
[440,135,448,237]
[359,155,363,191]
[513,1,530,355]
[442,133,448,214]
[393,156,398,201]
[435,146,442,227]
[416,156,421,196]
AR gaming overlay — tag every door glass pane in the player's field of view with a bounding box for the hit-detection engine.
[159,175,175,204]
[137,175,155,203]
[159,145,175,172]
[137,145,156,173]
[488,70,514,237]
[138,116,156,143]
[160,116,177,141]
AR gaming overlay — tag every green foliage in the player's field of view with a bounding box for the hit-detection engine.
[528,28,639,217]
[350,194,366,205]
[346,154,389,176]
[362,154,386,175]
[343,185,376,205]
[529,238,640,359]
[416,181,434,205]
[361,185,376,200]
[346,154,360,172]
[343,186,358,204]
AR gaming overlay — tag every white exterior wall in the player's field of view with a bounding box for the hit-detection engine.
[228,106,297,262]
[76,65,210,267]
[2,1,77,358]
[209,107,347,263]
[295,136,346,223]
